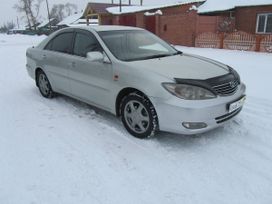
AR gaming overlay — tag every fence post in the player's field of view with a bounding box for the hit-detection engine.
[219,33,224,49]
[255,35,262,52]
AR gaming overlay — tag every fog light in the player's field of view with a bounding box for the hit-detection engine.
[182,122,207,130]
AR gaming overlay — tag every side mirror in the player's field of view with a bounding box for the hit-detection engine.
[86,51,104,63]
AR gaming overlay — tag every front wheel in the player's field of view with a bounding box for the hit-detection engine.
[120,93,158,139]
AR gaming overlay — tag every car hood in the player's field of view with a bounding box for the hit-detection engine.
[131,53,230,80]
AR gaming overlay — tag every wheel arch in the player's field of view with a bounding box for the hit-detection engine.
[35,67,44,87]
[115,87,157,117]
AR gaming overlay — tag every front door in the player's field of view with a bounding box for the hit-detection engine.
[68,30,112,110]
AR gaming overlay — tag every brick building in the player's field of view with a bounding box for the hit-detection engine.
[103,1,219,46]
[83,1,271,49]
[198,0,272,34]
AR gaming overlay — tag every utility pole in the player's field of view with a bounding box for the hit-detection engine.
[17,16,20,29]
[129,0,131,5]
[119,0,122,13]
[140,0,143,6]
[45,0,51,31]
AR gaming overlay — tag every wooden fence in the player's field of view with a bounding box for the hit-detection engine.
[195,32,221,49]
[195,31,272,53]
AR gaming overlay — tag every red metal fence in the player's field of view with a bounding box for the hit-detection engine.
[195,31,272,53]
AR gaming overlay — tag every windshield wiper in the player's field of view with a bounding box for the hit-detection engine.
[125,52,181,62]
[173,50,183,55]
[140,54,172,60]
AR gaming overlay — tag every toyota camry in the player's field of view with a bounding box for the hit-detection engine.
[26,26,246,138]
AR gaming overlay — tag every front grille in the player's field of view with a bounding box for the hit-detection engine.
[215,107,242,124]
[175,67,241,97]
[212,80,239,96]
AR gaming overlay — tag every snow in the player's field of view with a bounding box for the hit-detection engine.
[198,0,272,14]
[57,12,84,26]
[107,0,205,15]
[1,34,272,204]
[144,10,163,16]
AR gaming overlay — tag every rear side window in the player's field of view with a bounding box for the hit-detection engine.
[47,32,74,53]
[44,41,53,50]
[73,32,103,57]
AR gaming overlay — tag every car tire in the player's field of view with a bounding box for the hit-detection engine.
[120,92,158,139]
[36,70,54,98]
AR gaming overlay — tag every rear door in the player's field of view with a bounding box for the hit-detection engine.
[68,30,112,110]
[42,31,74,94]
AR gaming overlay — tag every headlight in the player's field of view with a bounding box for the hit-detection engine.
[162,83,216,100]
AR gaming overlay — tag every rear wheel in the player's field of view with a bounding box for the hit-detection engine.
[120,93,158,139]
[37,70,54,98]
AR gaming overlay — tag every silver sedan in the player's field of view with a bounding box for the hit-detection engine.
[26,26,246,138]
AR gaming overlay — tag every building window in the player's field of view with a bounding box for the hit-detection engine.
[256,13,272,34]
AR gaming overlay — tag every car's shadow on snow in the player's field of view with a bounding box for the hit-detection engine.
[152,128,227,150]
[44,92,236,150]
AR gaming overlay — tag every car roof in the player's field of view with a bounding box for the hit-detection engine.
[37,25,144,49]
[70,25,144,32]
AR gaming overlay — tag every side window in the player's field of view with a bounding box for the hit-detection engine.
[73,32,103,57]
[50,32,74,53]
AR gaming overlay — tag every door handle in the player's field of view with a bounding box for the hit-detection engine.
[42,54,47,60]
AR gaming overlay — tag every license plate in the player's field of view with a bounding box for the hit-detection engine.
[229,96,246,113]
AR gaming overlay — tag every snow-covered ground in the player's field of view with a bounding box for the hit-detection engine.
[0,34,272,204]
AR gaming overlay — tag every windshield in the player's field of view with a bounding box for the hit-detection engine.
[98,30,179,62]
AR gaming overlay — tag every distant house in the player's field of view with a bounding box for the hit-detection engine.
[83,2,122,25]
[102,0,221,46]
[198,0,272,34]
[37,18,58,35]
[38,18,58,30]
[7,25,26,34]
[57,12,86,28]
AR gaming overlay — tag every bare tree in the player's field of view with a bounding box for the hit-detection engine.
[50,4,65,22]
[14,0,31,29]
[218,17,235,33]
[65,3,77,16]
[0,21,16,33]
[14,0,43,30]
[50,3,77,22]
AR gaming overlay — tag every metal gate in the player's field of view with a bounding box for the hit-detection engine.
[119,15,136,27]
[145,16,156,34]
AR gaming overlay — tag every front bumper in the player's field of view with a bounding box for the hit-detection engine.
[150,83,246,135]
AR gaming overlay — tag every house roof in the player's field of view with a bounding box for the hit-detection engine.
[106,0,205,15]
[83,2,121,16]
[73,18,99,25]
[38,18,55,28]
[57,12,84,26]
[198,0,272,14]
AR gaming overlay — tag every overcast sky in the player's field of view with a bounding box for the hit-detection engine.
[0,0,180,26]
